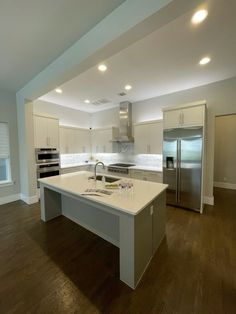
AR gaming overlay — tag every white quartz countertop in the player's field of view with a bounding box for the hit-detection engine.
[129,165,162,172]
[60,163,95,169]
[61,163,162,172]
[39,171,167,216]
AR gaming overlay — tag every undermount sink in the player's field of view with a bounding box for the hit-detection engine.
[88,175,120,183]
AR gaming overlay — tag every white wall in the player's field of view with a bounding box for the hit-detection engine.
[214,114,236,189]
[34,100,91,128]
[91,107,119,128]
[0,90,20,204]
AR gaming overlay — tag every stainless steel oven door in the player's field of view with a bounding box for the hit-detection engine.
[36,150,60,164]
[37,163,60,187]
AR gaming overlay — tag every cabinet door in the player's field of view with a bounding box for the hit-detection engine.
[91,130,101,153]
[100,129,112,153]
[34,116,48,148]
[134,124,149,154]
[130,170,144,180]
[145,172,163,183]
[59,128,68,154]
[182,106,204,127]
[47,118,59,148]
[80,129,91,153]
[148,122,163,154]
[163,110,181,129]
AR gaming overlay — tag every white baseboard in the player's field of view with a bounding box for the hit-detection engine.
[20,194,39,204]
[204,196,214,206]
[214,181,236,190]
[0,193,20,205]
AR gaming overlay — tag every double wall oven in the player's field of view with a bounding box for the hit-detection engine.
[36,148,60,187]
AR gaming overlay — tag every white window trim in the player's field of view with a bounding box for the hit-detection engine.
[0,122,12,185]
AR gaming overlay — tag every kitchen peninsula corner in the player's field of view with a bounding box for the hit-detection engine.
[39,171,167,289]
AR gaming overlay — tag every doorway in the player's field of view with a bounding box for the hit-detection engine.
[214,114,236,190]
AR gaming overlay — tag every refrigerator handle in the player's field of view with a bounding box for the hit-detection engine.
[176,140,179,203]
[177,140,181,203]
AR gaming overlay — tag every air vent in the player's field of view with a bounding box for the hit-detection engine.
[92,98,111,106]
[118,92,127,96]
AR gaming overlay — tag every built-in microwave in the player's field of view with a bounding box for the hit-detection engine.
[35,148,60,164]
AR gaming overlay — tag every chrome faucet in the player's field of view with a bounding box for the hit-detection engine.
[94,161,105,180]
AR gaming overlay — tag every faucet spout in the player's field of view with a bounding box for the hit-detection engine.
[94,161,105,181]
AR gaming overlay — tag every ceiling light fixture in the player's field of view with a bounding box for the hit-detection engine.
[84,99,90,104]
[55,88,62,94]
[191,9,208,24]
[199,56,211,65]
[125,85,132,90]
[98,64,107,72]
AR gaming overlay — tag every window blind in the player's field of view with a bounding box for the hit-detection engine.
[0,122,10,158]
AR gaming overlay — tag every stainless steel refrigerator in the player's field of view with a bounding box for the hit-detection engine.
[163,127,203,212]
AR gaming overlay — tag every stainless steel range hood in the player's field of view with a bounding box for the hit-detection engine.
[114,101,134,143]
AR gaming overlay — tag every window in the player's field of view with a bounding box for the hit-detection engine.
[0,122,11,184]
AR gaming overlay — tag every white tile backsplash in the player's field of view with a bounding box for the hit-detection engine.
[60,153,90,166]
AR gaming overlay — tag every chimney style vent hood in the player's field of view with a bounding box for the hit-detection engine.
[114,101,134,143]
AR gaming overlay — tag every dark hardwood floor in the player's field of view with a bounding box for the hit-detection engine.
[0,187,235,313]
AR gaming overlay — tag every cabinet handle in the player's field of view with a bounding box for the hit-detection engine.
[182,112,184,125]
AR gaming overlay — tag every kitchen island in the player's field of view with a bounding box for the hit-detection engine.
[39,171,167,289]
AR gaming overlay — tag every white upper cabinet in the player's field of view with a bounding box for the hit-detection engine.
[59,126,90,154]
[134,120,163,154]
[163,104,205,129]
[34,115,59,148]
[91,127,119,153]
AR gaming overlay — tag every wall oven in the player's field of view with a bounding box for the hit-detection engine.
[35,148,60,164]
[35,148,60,188]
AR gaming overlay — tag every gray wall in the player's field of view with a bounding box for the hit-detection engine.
[0,90,20,201]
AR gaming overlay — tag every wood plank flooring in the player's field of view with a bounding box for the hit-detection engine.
[0,187,235,313]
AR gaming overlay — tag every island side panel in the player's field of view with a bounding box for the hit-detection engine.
[119,204,153,289]
[61,195,120,247]
[152,190,166,254]
[40,185,62,221]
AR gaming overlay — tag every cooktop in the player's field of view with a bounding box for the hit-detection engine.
[108,163,135,168]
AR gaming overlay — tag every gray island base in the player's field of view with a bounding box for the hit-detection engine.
[39,171,167,289]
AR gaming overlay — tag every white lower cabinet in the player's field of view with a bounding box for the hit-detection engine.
[130,169,162,183]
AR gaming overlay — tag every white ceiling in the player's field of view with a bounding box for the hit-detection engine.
[41,0,236,113]
[0,0,125,91]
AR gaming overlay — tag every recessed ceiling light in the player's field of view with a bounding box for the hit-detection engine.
[98,64,107,72]
[191,9,208,24]
[125,85,132,90]
[84,99,90,104]
[55,88,62,94]
[199,57,211,65]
